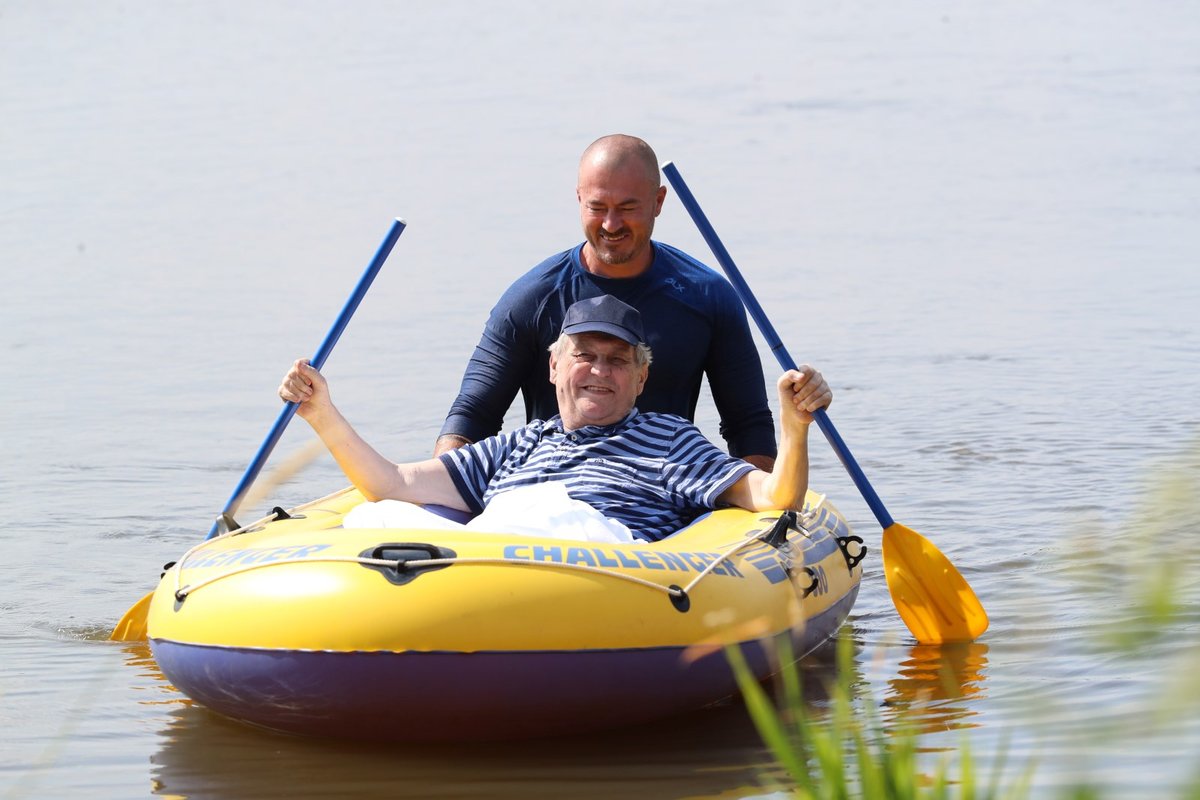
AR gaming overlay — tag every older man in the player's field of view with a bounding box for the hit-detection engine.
[281,296,831,542]
[434,134,777,471]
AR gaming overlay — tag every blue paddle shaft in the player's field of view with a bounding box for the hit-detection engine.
[661,163,895,530]
[205,218,407,539]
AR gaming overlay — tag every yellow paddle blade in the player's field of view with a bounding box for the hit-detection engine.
[110,591,153,642]
[882,523,989,644]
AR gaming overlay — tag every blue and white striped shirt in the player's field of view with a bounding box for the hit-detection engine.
[438,410,757,542]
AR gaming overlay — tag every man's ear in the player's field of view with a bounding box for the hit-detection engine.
[636,364,648,395]
[548,351,559,383]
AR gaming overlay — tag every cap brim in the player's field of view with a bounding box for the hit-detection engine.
[562,322,641,346]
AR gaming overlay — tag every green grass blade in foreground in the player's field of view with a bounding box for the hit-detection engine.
[727,634,1032,799]
[727,441,1200,797]
[724,644,815,794]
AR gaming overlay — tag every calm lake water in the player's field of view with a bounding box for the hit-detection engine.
[3,2,1198,798]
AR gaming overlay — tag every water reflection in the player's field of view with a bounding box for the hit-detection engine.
[119,640,195,711]
[148,704,780,800]
[882,642,990,734]
[137,651,781,800]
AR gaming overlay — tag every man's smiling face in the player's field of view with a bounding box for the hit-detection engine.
[577,157,665,277]
[549,332,648,430]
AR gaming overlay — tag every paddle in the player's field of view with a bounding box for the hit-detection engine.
[110,218,407,642]
[660,163,987,644]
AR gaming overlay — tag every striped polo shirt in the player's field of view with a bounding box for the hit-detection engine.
[438,410,757,542]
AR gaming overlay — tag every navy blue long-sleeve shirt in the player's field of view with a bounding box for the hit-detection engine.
[439,242,777,459]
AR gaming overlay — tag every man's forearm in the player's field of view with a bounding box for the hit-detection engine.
[759,424,810,510]
[304,407,403,501]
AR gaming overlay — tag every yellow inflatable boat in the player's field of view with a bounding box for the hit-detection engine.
[148,487,864,741]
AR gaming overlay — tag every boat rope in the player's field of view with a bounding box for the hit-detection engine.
[679,522,778,596]
[172,487,359,596]
[173,498,826,607]
[175,554,687,600]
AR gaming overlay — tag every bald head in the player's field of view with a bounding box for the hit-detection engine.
[578,135,661,189]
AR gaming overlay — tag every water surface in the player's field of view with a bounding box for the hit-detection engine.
[3,2,1198,797]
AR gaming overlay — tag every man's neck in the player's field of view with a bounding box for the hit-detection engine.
[580,244,654,279]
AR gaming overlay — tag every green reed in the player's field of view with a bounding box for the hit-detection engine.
[727,439,1200,799]
[727,633,1032,800]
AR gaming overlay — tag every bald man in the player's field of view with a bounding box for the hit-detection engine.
[435,135,776,470]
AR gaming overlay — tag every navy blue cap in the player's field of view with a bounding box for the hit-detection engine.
[561,295,645,346]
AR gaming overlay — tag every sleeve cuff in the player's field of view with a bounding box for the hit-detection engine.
[438,414,498,446]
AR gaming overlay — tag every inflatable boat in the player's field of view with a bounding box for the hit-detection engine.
[147,487,864,741]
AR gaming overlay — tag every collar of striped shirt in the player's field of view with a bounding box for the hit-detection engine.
[545,408,640,440]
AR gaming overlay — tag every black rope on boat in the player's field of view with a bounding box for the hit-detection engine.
[836,535,867,573]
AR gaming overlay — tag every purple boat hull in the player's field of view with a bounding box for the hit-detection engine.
[151,585,858,741]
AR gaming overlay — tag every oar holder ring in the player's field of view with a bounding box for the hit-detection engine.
[799,567,821,598]
[836,535,867,573]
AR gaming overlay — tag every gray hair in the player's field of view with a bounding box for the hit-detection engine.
[549,332,653,368]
